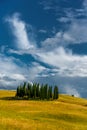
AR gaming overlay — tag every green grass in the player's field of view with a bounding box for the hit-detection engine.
[0,90,87,130]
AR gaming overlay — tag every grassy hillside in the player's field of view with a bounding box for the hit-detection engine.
[0,90,87,130]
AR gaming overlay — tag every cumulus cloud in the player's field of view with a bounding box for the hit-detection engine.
[5,13,35,50]
[40,0,87,48]
[28,62,47,80]
[3,10,87,97]
[42,19,87,49]
[0,52,48,88]
[34,47,87,77]
[0,54,27,87]
[41,31,75,49]
[83,0,87,11]
[66,19,87,44]
[63,85,80,97]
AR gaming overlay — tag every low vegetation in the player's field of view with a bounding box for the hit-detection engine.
[0,91,87,130]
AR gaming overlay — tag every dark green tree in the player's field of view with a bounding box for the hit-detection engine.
[27,83,32,98]
[47,87,50,100]
[36,83,40,98]
[16,82,59,100]
[16,86,20,97]
[49,86,52,99]
[53,86,59,99]
[19,85,24,97]
[32,83,37,99]
[22,82,27,96]
[44,84,48,99]
[40,84,45,100]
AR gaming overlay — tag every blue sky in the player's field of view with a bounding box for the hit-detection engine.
[1,0,87,98]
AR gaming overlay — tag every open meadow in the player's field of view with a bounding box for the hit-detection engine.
[0,90,87,130]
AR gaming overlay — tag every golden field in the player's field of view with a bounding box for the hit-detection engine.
[0,90,87,130]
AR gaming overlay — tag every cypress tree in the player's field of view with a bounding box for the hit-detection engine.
[49,86,52,99]
[32,83,36,99]
[16,86,20,97]
[36,83,40,98]
[22,82,27,96]
[47,87,50,100]
[44,84,48,99]
[40,85,42,99]
[40,84,45,100]
[27,83,32,98]
[19,85,24,97]
[53,86,58,99]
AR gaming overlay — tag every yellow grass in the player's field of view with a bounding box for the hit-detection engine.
[0,90,87,130]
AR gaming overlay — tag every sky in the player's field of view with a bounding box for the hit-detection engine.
[0,0,87,98]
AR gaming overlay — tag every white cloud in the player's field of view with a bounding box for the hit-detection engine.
[7,33,87,79]
[63,85,80,97]
[0,52,48,88]
[41,31,75,49]
[6,13,35,50]
[66,19,87,44]
[42,18,87,49]
[0,54,27,86]
[63,33,75,42]
[39,29,47,34]
[40,0,87,48]
[39,1,54,10]
[57,17,70,23]
[34,47,87,77]
[41,32,63,49]
[83,0,87,11]
[11,74,26,81]
[28,62,48,79]
[3,11,87,97]
[5,12,87,79]
[8,47,37,55]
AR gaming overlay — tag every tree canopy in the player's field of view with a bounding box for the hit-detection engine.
[16,82,59,100]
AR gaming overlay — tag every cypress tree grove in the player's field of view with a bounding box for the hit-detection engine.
[16,82,59,100]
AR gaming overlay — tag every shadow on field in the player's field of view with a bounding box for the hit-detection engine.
[0,96,54,101]
[0,96,30,101]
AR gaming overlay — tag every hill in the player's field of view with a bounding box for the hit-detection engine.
[0,90,87,130]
